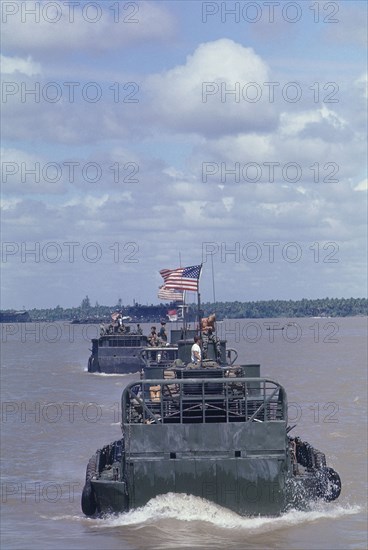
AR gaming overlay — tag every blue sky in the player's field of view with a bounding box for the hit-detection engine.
[1,0,367,308]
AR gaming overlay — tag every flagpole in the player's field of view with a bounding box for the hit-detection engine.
[178,253,186,340]
[211,252,216,312]
[198,291,202,341]
[197,263,203,341]
[183,290,187,340]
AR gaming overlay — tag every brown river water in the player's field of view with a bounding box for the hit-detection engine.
[1,317,367,550]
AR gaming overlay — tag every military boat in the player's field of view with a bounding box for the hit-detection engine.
[81,336,341,516]
[87,324,195,374]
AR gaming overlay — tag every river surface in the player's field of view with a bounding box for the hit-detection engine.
[1,317,367,550]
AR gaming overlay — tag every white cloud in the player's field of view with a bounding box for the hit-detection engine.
[354,179,368,192]
[280,106,346,137]
[63,194,111,212]
[0,55,41,76]
[355,73,368,99]
[202,134,274,161]
[222,196,234,212]
[0,197,22,210]
[147,39,277,136]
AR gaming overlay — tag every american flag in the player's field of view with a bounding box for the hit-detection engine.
[159,264,202,292]
[157,286,184,302]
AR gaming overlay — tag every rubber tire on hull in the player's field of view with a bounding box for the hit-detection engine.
[88,357,100,373]
[322,467,342,502]
[316,466,342,502]
[81,456,97,516]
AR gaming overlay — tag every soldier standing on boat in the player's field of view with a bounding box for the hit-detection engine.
[148,326,158,346]
[158,320,168,345]
[201,314,221,361]
[116,314,127,334]
[191,335,202,365]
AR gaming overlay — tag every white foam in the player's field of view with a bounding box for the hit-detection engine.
[92,493,362,532]
[41,514,82,522]
[329,431,349,439]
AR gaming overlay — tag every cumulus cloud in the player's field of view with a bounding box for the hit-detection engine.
[279,106,347,137]
[147,39,278,136]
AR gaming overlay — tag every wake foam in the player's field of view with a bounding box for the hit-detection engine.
[93,493,361,532]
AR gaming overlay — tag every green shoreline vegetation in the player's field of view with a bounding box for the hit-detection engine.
[1,297,367,323]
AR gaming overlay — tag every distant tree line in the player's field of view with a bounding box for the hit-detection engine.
[200,297,368,319]
[1,296,366,322]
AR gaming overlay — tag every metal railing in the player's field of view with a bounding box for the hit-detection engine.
[122,377,287,425]
[100,335,147,347]
[140,347,179,367]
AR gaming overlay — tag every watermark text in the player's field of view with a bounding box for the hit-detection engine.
[1,481,81,503]
[202,2,339,24]
[216,320,339,343]
[202,81,339,104]
[2,81,139,104]
[202,162,339,184]
[1,2,139,24]
[2,161,139,184]
[202,241,339,264]
[2,241,139,264]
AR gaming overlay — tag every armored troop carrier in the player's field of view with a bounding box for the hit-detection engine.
[81,337,341,516]
[87,327,192,374]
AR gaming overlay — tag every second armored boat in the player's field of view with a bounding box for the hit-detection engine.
[87,325,191,374]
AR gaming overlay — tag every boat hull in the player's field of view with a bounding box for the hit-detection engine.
[87,456,340,517]
[88,349,145,374]
[125,455,288,516]
[81,370,341,517]
[92,479,129,514]
[87,335,178,374]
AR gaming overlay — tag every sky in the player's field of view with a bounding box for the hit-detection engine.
[1,0,367,309]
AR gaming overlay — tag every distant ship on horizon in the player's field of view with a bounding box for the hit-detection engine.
[0,310,31,323]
